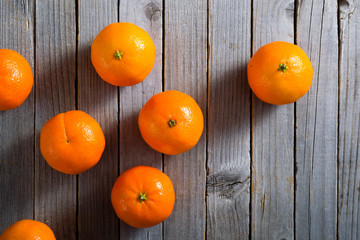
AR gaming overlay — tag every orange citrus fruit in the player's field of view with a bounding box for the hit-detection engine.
[138,90,204,155]
[0,49,33,110]
[247,41,313,105]
[91,22,155,86]
[0,219,56,240]
[40,110,105,174]
[111,165,175,228]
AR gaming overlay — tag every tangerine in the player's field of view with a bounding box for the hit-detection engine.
[91,22,155,86]
[247,41,313,105]
[111,165,175,228]
[0,49,33,110]
[40,110,105,174]
[0,219,56,240]
[138,90,204,155]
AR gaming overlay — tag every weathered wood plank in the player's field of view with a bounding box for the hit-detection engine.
[163,1,207,239]
[338,1,360,239]
[77,0,119,239]
[0,0,35,231]
[296,1,338,239]
[207,0,251,239]
[34,1,77,239]
[119,0,163,239]
[251,0,295,239]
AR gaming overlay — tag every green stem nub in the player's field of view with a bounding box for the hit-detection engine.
[278,63,289,73]
[168,118,177,128]
[137,192,147,203]
[114,50,123,60]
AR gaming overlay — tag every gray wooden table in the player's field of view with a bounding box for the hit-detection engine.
[0,0,358,239]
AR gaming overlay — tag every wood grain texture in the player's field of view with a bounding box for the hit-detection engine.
[163,0,207,239]
[77,0,119,239]
[0,0,34,232]
[251,0,295,239]
[338,0,360,239]
[34,1,77,239]
[295,1,338,239]
[207,0,251,239]
[119,0,163,239]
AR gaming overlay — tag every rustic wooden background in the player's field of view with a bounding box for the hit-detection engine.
[0,0,359,239]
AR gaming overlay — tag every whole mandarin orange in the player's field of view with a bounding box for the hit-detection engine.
[0,49,33,110]
[91,22,155,86]
[111,165,175,228]
[247,41,313,105]
[138,90,204,155]
[40,110,105,174]
[0,219,56,240]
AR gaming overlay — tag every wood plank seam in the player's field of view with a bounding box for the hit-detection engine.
[250,0,254,239]
[33,0,37,223]
[75,1,79,239]
[205,0,210,238]
[294,1,298,239]
[336,1,340,239]
[162,1,165,240]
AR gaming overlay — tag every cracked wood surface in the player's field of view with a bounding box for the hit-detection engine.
[207,0,251,239]
[1,1,359,239]
[296,0,338,239]
[338,0,360,239]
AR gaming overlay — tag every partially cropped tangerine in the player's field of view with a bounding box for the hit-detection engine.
[111,165,175,228]
[40,110,105,174]
[0,219,56,240]
[0,49,33,110]
[91,22,155,86]
[138,90,204,155]
[247,41,313,105]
